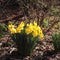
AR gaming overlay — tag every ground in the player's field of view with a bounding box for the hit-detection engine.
[0,2,60,60]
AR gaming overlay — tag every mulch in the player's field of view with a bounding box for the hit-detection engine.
[0,33,60,60]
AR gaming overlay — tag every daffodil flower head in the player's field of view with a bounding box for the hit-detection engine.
[39,33,44,39]
[8,24,15,29]
[10,28,16,34]
[16,21,25,33]
[8,24,16,34]
[32,30,39,37]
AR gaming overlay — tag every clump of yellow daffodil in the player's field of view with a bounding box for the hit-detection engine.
[8,21,25,34]
[8,21,44,39]
[8,21,44,56]
[25,21,44,38]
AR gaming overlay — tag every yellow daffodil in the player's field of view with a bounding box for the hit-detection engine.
[38,28,44,39]
[25,28,32,35]
[16,21,25,33]
[8,24,16,34]
[32,31,38,37]
[10,28,16,34]
[25,26,33,34]
[25,23,33,35]
[39,33,44,39]
[8,24,15,29]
